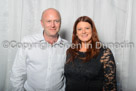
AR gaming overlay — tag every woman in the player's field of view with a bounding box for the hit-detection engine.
[64,16,117,91]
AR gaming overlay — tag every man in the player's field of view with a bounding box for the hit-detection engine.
[10,8,68,91]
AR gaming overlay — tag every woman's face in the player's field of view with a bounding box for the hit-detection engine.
[76,21,92,43]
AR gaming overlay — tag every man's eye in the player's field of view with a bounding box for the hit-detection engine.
[47,21,51,22]
[55,20,60,22]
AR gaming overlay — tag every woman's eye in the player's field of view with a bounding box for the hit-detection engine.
[77,29,81,31]
[86,27,90,29]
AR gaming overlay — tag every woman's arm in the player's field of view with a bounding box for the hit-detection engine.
[101,48,117,91]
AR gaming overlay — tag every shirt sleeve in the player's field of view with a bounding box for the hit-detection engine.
[10,39,27,91]
[101,48,117,91]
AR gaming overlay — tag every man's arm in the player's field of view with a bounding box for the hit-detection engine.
[10,41,27,91]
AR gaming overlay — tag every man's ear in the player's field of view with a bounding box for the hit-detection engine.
[41,20,44,28]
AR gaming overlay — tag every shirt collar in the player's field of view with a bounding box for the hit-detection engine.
[39,31,63,45]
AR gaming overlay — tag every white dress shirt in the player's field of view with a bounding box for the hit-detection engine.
[10,32,69,91]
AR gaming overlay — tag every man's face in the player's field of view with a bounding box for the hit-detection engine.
[41,10,61,37]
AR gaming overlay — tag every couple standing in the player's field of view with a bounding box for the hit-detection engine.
[10,8,117,91]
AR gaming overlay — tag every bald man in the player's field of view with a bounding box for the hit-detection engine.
[10,8,68,91]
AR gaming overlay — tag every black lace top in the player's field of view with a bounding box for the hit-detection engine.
[64,48,117,91]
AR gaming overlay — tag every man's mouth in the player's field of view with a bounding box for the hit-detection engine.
[50,29,56,31]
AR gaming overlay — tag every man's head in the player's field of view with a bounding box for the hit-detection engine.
[41,8,61,37]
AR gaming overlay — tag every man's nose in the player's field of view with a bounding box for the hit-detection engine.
[51,21,55,27]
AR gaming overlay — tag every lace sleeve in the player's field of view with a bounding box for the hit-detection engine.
[100,48,117,91]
